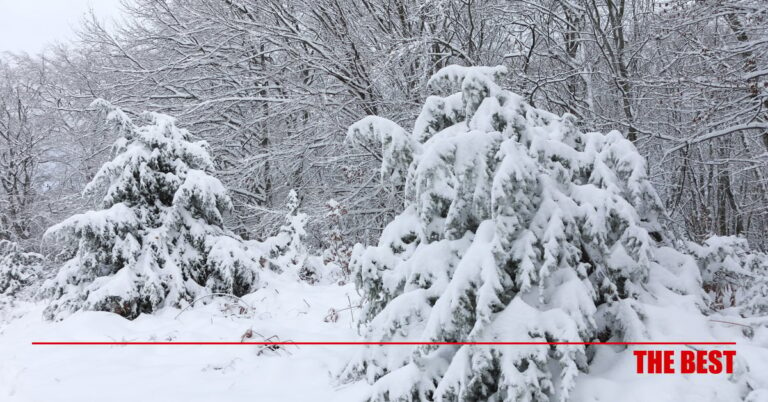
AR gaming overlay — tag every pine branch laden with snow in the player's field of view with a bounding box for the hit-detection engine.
[347,116,417,187]
[339,65,710,401]
[41,101,260,320]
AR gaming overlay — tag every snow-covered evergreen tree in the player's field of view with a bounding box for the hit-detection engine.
[0,240,44,324]
[43,101,259,320]
[341,65,706,401]
[0,240,43,297]
[267,189,314,281]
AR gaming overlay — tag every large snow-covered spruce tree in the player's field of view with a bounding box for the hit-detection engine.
[341,66,706,401]
[43,101,258,320]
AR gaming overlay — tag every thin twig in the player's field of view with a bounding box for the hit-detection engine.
[709,319,753,329]
[346,294,355,323]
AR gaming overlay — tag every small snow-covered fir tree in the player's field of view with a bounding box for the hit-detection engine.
[43,101,258,320]
[0,240,44,323]
[267,190,315,281]
[322,199,351,279]
[341,65,706,401]
[0,240,43,297]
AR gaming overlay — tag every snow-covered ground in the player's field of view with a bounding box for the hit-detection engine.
[0,281,369,402]
[2,278,767,402]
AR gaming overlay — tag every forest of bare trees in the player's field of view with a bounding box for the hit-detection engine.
[1,0,766,252]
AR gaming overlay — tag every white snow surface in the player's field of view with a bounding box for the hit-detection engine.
[0,280,369,402]
[2,278,767,401]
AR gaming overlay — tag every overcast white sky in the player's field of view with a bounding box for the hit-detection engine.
[0,0,123,54]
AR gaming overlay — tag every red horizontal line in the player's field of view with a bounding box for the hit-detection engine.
[31,341,737,346]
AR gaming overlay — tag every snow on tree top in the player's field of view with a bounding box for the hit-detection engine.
[427,65,508,93]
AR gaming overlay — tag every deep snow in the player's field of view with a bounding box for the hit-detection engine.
[0,281,368,402]
[1,278,767,401]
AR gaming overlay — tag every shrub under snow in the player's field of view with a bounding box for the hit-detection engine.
[691,236,768,316]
